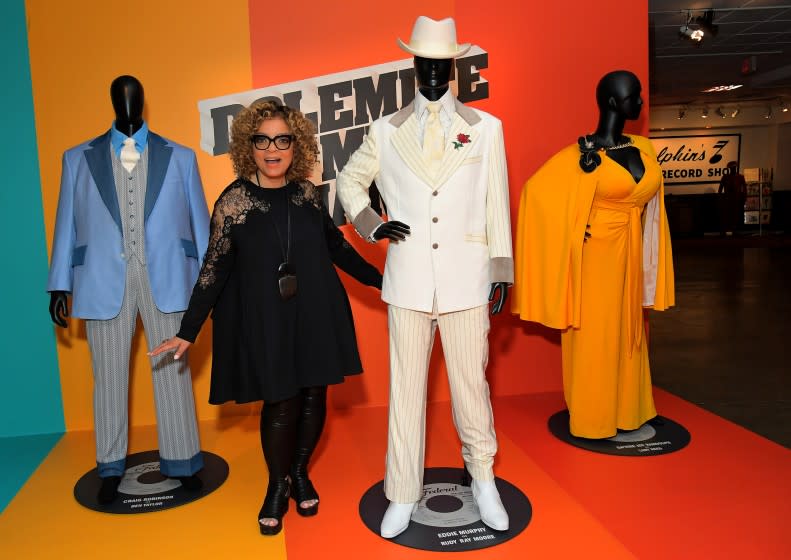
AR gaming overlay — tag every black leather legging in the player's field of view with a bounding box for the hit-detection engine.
[260,386,327,485]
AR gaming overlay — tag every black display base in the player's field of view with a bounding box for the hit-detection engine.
[74,450,228,514]
[548,410,691,456]
[359,467,531,552]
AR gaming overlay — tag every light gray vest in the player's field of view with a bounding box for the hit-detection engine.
[111,144,149,264]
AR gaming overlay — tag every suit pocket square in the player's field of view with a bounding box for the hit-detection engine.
[181,238,199,259]
[462,155,483,165]
[464,233,488,244]
[71,245,87,267]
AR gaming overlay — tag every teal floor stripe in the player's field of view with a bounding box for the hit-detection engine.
[0,432,63,513]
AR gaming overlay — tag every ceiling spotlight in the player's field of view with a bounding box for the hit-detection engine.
[679,9,718,43]
[679,23,704,42]
[763,106,773,119]
[716,107,727,118]
[678,107,687,119]
[701,107,709,119]
[731,106,740,118]
[781,100,789,113]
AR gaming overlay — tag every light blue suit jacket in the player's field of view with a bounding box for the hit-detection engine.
[47,130,210,320]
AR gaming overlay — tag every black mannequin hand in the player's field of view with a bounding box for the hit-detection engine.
[49,291,69,328]
[488,282,509,315]
[373,221,411,242]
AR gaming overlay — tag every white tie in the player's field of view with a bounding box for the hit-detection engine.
[423,102,444,163]
[120,137,140,173]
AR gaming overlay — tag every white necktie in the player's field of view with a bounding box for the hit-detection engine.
[120,137,140,173]
[423,102,445,163]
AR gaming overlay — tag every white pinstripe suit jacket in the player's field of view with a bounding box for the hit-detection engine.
[336,98,513,314]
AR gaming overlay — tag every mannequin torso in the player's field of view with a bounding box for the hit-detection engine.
[49,75,146,327]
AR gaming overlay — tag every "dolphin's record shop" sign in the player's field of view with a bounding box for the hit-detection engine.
[649,134,741,186]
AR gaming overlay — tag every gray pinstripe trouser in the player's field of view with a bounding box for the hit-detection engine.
[85,258,202,478]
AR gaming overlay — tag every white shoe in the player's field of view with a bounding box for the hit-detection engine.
[380,501,418,538]
[471,479,509,531]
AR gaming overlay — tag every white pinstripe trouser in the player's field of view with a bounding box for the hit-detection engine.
[385,302,497,503]
[85,258,202,477]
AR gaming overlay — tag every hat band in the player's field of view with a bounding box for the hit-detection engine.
[408,39,460,55]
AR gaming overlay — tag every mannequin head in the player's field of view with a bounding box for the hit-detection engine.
[596,70,643,121]
[110,75,144,137]
[414,56,453,101]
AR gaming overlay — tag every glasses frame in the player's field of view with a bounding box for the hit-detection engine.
[251,134,295,151]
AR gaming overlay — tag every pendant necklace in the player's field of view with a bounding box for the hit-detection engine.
[255,170,296,300]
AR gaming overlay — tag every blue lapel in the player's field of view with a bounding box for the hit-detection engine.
[145,132,173,223]
[84,131,122,232]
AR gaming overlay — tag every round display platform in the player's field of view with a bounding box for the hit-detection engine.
[74,450,229,514]
[359,467,531,552]
[548,410,691,456]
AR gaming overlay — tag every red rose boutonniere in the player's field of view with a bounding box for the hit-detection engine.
[452,133,471,150]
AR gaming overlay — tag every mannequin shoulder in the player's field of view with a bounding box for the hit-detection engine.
[454,104,497,129]
[63,132,111,158]
[149,132,197,160]
[546,143,584,166]
[627,134,655,153]
[383,105,414,130]
[529,144,584,182]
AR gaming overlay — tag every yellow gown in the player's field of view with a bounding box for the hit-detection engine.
[512,135,674,439]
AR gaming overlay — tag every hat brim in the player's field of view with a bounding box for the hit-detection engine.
[396,38,472,59]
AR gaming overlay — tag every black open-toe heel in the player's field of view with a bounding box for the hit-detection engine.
[259,478,290,535]
[290,470,319,517]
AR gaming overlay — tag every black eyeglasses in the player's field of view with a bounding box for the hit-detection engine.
[251,134,294,150]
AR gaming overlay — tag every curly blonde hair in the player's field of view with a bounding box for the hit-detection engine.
[229,100,319,182]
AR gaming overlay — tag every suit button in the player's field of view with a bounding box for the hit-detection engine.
[432,190,438,196]
[432,217,438,223]
[432,243,438,249]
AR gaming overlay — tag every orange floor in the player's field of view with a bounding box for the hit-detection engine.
[1,390,789,559]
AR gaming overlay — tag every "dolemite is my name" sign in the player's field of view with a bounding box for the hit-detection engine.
[198,47,490,222]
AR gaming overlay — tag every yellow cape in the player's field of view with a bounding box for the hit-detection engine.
[511,135,674,329]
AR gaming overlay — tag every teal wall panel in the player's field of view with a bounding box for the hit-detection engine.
[0,0,65,437]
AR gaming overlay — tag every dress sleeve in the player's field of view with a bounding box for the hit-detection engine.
[322,199,382,288]
[177,189,239,342]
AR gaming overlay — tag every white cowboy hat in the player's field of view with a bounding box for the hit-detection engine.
[397,16,471,59]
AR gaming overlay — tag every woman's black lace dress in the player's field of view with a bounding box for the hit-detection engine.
[177,178,381,404]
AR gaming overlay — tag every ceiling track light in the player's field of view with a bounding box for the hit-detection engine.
[731,106,740,118]
[679,24,704,41]
[780,100,789,113]
[701,107,709,119]
[763,106,773,119]
[678,107,687,119]
[679,9,718,43]
[716,107,727,118]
